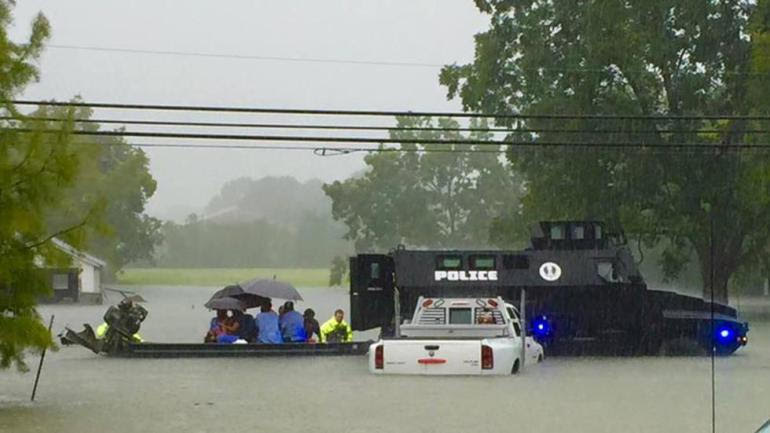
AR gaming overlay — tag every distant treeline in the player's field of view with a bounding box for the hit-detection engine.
[150,177,351,268]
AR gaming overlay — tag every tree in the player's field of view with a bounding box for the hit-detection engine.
[153,176,350,269]
[441,0,770,302]
[329,255,348,287]
[0,2,78,370]
[323,116,521,251]
[28,104,162,278]
[0,1,161,369]
[204,176,330,226]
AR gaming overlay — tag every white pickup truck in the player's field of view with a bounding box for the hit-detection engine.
[368,297,543,375]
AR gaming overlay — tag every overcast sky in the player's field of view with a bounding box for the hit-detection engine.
[9,1,488,221]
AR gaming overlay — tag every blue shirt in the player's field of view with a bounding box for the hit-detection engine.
[279,311,307,342]
[256,311,282,344]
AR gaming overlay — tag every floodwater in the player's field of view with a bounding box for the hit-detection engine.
[1,286,769,433]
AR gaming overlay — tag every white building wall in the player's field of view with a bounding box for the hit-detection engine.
[78,260,98,293]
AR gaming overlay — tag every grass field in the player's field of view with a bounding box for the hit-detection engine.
[117,268,332,288]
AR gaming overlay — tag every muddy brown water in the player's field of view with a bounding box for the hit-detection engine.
[1,286,769,433]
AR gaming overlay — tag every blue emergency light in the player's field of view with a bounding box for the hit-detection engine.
[716,326,733,344]
[531,316,551,338]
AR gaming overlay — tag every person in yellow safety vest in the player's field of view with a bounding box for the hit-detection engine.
[95,323,144,343]
[320,309,353,343]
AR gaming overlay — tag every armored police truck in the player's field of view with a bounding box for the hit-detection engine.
[349,221,749,356]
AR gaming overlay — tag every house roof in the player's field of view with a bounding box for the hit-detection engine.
[51,238,107,268]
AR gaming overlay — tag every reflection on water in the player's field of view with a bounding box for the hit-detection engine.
[1,286,769,433]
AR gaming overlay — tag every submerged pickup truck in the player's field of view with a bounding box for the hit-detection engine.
[369,297,543,375]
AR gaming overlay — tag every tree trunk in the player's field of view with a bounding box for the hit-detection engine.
[698,256,731,305]
[693,221,743,305]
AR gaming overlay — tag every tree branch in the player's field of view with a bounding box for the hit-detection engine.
[24,206,96,250]
[9,145,55,191]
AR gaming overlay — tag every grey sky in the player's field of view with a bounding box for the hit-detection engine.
[9,1,487,221]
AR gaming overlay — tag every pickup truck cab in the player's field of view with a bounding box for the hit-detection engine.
[368,297,543,375]
[504,302,545,365]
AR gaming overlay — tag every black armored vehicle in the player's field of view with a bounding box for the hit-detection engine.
[349,221,749,356]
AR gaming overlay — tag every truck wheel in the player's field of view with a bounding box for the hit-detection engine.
[537,354,543,363]
[511,359,521,375]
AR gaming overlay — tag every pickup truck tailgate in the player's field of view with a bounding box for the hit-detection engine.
[382,340,482,375]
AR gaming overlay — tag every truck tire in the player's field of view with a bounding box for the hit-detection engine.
[537,354,544,363]
[511,359,521,375]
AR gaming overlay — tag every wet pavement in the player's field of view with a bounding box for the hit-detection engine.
[1,286,769,433]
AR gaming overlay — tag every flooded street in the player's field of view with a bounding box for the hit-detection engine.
[2,286,769,433]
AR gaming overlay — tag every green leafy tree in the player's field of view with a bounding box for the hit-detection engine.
[24,104,162,278]
[328,255,348,287]
[441,0,770,302]
[0,1,159,369]
[323,116,521,251]
[86,138,160,276]
[0,2,89,370]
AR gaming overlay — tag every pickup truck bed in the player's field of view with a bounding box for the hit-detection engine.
[370,337,514,375]
[369,297,543,375]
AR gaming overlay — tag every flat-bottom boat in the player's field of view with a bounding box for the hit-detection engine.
[61,325,370,358]
[117,341,370,358]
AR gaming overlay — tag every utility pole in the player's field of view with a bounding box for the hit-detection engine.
[520,289,526,369]
[393,286,401,338]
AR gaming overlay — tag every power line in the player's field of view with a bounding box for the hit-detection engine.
[12,100,770,121]
[45,44,770,77]
[110,142,510,154]
[47,44,446,69]
[6,116,770,135]
[0,116,510,133]
[11,128,770,149]
[92,142,746,156]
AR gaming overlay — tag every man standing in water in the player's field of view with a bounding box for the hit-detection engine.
[320,309,353,343]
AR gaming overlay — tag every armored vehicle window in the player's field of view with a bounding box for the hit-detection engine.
[572,225,585,240]
[370,262,380,279]
[503,254,530,269]
[550,224,565,240]
[448,307,472,324]
[469,255,495,270]
[595,224,603,239]
[436,255,462,270]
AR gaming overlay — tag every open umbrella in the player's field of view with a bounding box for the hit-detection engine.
[207,285,266,309]
[238,278,303,301]
[204,296,246,311]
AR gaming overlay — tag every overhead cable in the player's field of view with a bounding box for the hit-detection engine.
[11,100,770,121]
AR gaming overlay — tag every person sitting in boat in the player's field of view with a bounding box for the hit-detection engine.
[235,308,257,343]
[279,301,307,342]
[205,310,240,343]
[320,309,353,343]
[255,300,283,344]
[303,308,321,343]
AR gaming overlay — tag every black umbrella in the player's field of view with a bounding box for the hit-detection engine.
[204,296,246,311]
[207,285,266,309]
[239,278,303,301]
